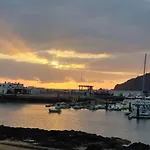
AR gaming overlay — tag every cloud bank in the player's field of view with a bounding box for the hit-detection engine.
[0,0,149,89]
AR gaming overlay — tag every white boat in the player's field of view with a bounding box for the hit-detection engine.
[72,105,82,109]
[108,104,122,111]
[96,105,105,109]
[122,99,150,106]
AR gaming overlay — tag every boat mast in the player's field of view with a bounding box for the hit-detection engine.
[142,54,147,95]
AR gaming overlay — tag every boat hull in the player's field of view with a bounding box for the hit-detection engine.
[49,109,61,114]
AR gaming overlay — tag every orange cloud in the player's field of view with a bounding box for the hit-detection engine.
[47,49,111,59]
[0,77,127,89]
[0,21,138,89]
[0,23,85,69]
[50,60,85,69]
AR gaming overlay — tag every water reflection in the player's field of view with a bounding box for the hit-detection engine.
[0,104,149,144]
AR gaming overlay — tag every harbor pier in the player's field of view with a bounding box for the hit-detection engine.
[0,93,125,104]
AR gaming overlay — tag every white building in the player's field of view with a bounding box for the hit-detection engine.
[0,82,24,94]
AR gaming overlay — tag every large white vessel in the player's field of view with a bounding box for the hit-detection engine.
[127,54,150,119]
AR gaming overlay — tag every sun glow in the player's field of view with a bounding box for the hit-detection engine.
[0,77,128,90]
[48,49,111,59]
[50,60,85,69]
[0,22,137,90]
[51,61,59,66]
[0,52,48,65]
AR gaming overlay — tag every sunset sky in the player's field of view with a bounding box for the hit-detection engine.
[0,0,150,89]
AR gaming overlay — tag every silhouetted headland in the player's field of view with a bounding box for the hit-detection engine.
[114,73,150,91]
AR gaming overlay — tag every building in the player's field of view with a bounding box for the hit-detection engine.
[27,86,47,94]
[0,82,24,94]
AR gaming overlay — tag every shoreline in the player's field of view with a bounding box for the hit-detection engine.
[0,125,148,150]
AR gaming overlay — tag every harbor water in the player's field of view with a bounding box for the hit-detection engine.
[0,103,150,144]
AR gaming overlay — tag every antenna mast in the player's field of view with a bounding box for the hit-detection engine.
[142,54,147,93]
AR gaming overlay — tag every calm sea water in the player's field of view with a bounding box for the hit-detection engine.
[0,103,150,144]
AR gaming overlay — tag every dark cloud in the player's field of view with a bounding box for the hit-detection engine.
[0,0,150,54]
[34,51,149,74]
[0,59,132,83]
[86,53,147,73]
[35,52,56,61]
[0,0,150,87]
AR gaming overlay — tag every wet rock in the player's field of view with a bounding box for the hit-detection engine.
[99,137,130,150]
[123,142,150,150]
[86,144,106,150]
[112,137,131,146]
[0,125,148,150]
[0,134,6,140]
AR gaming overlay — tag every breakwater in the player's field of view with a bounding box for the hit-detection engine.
[0,125,149,150]
[0,94,125,103]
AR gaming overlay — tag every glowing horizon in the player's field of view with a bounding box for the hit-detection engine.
[0,76,137,90]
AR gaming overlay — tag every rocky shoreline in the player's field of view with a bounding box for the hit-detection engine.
[0,125,149,150]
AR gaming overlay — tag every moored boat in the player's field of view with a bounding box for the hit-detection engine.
[127,54,150,119]
[87,105,105,111]
[49,108,61,113]
[108,104,122,111]
[128,106,150,119]
[87,105,98,111]
[55,102,71,109]
[72,105,82,110]
[121,104,129,110]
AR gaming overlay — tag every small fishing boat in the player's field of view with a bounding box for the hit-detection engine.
[45,104,53,107]
[49,108,61,114]
[87,105,98,111]
[95,105,105,109]
[55,102,71,109]
[72,105,82,110]
[108,104,122,111]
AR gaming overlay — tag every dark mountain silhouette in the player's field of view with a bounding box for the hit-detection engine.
[114,73,150,91]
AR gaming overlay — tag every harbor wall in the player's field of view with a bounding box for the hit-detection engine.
[0,93,125,104]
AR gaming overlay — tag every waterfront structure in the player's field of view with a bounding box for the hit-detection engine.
[27,86,48,94]
[0,82,24,94]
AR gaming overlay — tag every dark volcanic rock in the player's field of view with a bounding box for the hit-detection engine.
[123,142,150,150]
[0,125,142,150]
[86,144,104,150]
[114,73,150,91]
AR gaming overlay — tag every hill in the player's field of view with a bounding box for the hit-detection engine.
[114,73,150,91]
